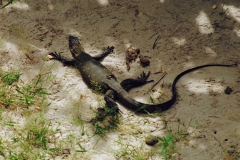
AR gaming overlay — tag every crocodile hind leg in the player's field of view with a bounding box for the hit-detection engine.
[104,90,120,115]
[93,46,114,61]
[92,90,120,126]
[120,71,154,92]
[48,52,78,66]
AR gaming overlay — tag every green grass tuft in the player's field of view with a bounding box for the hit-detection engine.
[154,133,176,160]
[1,71,22,85]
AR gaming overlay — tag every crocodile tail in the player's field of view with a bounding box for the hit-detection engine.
[118,63,237,113]
[116,91,175,113]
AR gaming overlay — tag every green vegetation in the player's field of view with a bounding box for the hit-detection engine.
[74,116,87,136]
[15,74,50,107]
[91,104,120,136]
[1,71,22,85]
[0,67,178,159]
[0,68,55,159]
[0,115,71,159]
[25,118,50,150]
[155,134,176,160]
[0,70,50,110]
[0,64,180,160]
[227,148,240,160]
[115,139,154,160]
[0,67,90,159]
[9,117,52,159]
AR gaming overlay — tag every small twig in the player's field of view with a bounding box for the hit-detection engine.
[0,0,2,5]
[25,53,34,61]
[148,32,158,40]
[152,35,161,49]
[0,0,14,10]
[213,136,223,159]
[148,72,167,92]
[153,66,163,74]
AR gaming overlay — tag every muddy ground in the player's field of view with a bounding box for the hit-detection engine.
[0,0,240,159]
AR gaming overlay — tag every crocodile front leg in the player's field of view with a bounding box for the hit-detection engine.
[48,52,78,66]
[93,46,114,61]
[104,90,119,116]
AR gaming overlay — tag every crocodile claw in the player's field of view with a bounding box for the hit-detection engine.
[106,46,114,53]
[137,71,154,83]
[48,52,63,61]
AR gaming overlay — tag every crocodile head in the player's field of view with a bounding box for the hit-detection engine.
[69,35,85,59]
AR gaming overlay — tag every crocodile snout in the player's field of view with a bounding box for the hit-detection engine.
[69,35,81,48]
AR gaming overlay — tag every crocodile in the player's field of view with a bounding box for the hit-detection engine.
[48,35,237,113]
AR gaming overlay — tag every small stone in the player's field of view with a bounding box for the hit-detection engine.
[62,148,70,154]
[225,86,233,95]
[145,135,159,146]
[46,55,54,61]
[212,4,217,10]
[139,55,150,67]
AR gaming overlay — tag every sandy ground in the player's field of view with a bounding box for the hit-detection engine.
[0,0,240,159]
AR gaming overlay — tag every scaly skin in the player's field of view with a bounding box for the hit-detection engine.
[49,36,237,113]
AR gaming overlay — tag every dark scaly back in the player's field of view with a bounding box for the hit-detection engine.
[68,35,116,92]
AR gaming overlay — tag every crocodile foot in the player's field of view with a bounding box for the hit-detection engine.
[120,71,154,91]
